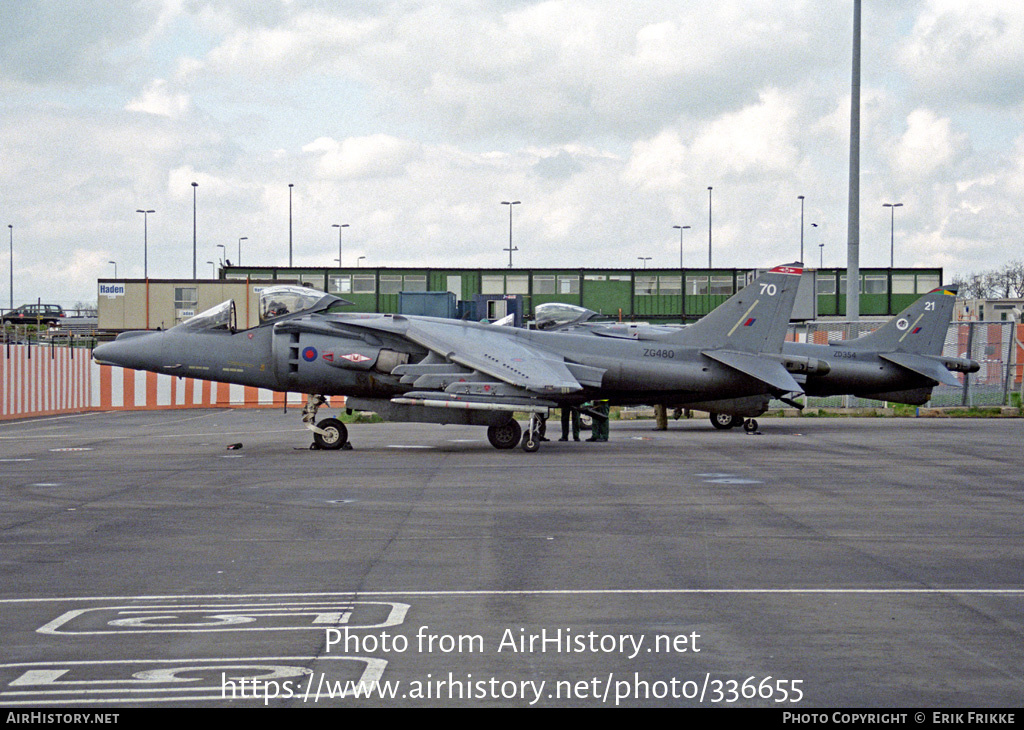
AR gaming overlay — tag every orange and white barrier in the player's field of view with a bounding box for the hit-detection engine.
[1,344,92,419]
[1,345,322,420]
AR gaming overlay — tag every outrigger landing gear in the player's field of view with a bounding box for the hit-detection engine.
[520,413,544,452]
[302,394,350,450]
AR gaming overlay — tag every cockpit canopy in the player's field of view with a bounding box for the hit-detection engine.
[533,302,601,330]
[175,285,350,332]
[259,285,341,324]
[178,300,237,332]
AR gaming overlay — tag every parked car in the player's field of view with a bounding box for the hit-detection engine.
[1,303,66,326]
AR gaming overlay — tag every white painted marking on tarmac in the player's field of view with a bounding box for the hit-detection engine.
[4,587,1024,606]
[387,445,431,449]
[0,412,101,430]
[37,600,410,635]
[0,458,34,462]
[0,656,386,706]
[48,447,92,452]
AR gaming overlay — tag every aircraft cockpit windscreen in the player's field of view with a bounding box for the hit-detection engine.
[259,285,344,324]
[533,302,601,330]
[178,300,237,332]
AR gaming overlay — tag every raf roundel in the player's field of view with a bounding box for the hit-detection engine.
[302,346,318,362]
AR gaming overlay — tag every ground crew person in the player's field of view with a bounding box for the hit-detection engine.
[586,401,610,442]
[559,407,581,441]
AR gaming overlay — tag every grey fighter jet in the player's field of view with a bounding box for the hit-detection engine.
[538,284,980,431]
[93,264,807,451]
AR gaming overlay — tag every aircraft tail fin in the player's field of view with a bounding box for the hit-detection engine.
[671,263,803,354]
[845,285,957,354]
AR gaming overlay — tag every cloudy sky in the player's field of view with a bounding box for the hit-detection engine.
[2,0,1023,307]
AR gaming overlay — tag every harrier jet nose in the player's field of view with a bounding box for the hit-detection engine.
[92,330,164,370]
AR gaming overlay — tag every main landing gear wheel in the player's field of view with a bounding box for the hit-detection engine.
[312,418,348,450]
[742,419,759,434]
[487,419,522,450]
[710,413,743,430]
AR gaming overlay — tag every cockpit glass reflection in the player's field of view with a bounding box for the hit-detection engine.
[259,285,331,323]
[533,302,600,330]
[178,300,237,332]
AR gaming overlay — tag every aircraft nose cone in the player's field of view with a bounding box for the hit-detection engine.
[93,330,164,370]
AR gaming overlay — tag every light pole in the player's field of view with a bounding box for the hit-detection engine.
[216,244,226,267]
[883,202,903,268]
[109,261,117,278]
[207,260,216,279]
[332,223,349,267]
[501,201,520,268]
[357,256,366,267]
[288,184,294,266]
[191,182,198,279]
[637,256,651,269]
[8,224,12,309]
[798,195,805,263]
[136,209,154,279]
[673,225,690,269]
[707,187,713,268]
[811,223,822,267]
[238,237,247,265]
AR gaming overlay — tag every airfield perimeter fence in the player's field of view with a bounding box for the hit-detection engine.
[782,319,1024,409]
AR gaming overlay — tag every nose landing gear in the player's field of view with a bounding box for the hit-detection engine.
[302,394,351,450]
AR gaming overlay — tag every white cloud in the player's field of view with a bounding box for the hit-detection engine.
[302,134,421,179]
[898,0,1024,106]
[126,79,191,118]
[890,109,967,181]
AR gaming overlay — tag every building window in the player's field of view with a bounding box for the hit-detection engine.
[686,276,709,295]
[533,275,556,295]
[380,275,403,294]
[710,276,734,295]
[892,275,915,294]
[817,274,837,295]
[917,274,940,293]
[659,276,682,295]
[635,275,657,296]
[557,275,579,295]
[174,287,198,309]
[328,275,352,294]
[864,275,888,294]
[481,275,504,294]
[404,275,427,292]
[353,274,376,293]
[506,275,530,294]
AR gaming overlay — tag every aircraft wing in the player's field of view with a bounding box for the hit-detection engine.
[879,352,964,387]
[701,349,804,395]
[337,315,586,395]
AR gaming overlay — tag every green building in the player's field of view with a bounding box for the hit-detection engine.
[222,265,943,324]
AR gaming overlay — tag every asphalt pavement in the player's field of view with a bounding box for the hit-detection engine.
[0,409,1021,708]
